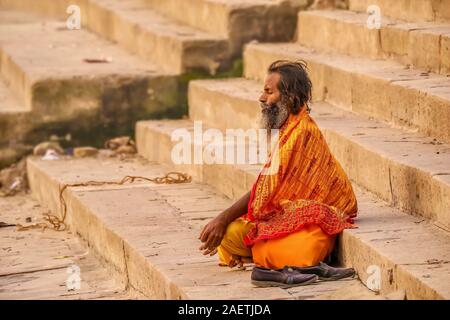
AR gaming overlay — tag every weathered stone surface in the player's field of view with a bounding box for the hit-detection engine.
[144,0,308,56]
[0,0,307,70]
[0,0,76,20]
[0,76,32,166]
[441,32,450,75]
[0,194,142,300]
[0,12,183,168]
[188,78,261,130]
[85,0,230,74]
[297,10,450,75]
[297,10,381,59]
[0,20,179,112]
[348,0,450,22]
[243,43,450,144]
[136,118,259,200]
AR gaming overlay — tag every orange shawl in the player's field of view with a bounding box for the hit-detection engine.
[244,107,358,246]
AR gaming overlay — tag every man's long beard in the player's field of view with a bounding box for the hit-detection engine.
[260,101,290,130]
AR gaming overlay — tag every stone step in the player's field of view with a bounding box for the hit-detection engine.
[0,75,32,166]
[0,8,50,24]
[0,0,306,64]
[135,119,450,299]
[0,75,30,129]
[297,10,450,75]
[243,42,450,144]
[0,16,182,160]
[0,194,141,300]
[188,77,450,230]
[143,0,308,56]
[348,0,450,22]
[0,0,230,74]
[84,0,230,75]
[26,155,378,300]
[0,0,73,19]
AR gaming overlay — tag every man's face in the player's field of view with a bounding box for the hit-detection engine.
[259,73,290,130]
[259,72,281,106]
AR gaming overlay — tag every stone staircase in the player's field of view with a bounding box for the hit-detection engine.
[6,0,450,299]
[0,0,306,167]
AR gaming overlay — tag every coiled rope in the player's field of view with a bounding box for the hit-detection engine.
[17,172,191,232]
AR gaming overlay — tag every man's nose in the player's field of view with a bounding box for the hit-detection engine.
[259,94,266,103]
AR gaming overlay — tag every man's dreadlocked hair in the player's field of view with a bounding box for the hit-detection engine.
[267,60,313,114]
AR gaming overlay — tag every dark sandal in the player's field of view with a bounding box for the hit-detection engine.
[251,266,318,288]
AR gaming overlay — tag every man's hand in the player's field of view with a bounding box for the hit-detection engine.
[199,217,228,255]
[198,191,251,256]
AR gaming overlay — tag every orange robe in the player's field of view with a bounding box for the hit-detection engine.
[218,107,358,269]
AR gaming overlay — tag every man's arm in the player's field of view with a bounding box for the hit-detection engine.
[199,190,251,255]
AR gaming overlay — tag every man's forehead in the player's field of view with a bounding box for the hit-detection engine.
[264,72,280,88]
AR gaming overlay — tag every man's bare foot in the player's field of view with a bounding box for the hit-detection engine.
[228,254,253,269]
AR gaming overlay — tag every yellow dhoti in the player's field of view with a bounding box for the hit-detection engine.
[218,218,336,269]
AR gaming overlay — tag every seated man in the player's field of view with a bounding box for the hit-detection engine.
[199,60,357,286]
